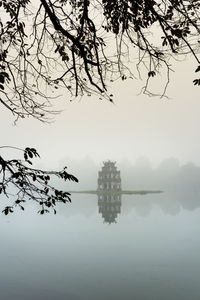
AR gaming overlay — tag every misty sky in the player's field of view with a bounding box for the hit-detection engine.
[1,58,200,169]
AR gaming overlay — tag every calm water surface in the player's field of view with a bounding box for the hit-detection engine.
[0,191,200,300]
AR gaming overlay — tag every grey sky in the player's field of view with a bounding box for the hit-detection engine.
[1,58,199,168]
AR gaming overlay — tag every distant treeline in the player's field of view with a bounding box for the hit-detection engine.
[58,157,200,193]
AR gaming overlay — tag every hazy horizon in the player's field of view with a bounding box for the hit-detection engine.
[1,58,200,170]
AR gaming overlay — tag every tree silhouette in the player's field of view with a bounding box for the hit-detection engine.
[0,0,199,121]
[0,146,78,214]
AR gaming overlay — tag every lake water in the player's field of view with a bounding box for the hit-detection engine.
[0,191,200,300]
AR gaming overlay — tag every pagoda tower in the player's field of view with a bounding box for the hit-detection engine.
[97,161,121,191]
[97,161,122,223]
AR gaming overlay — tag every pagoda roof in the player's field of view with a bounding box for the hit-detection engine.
[103,160,116,166]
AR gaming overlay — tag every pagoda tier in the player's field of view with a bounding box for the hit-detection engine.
[97,161,121,191]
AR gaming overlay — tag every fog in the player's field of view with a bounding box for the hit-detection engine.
[1,58,200,170]
[1,25,200,300]
[0,172,200,300]
[55,156,200,193]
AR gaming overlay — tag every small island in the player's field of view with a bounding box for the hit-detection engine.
[70,190,162,195]
[70,161,162,195]
[70,161,162,224]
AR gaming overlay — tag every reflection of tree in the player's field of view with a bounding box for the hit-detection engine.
[122,188,200,218]
[98,193,121,224]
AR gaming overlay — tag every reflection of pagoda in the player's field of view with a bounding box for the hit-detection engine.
[98,193,121,224]
[97,161,122,224]
[97,161,121,191]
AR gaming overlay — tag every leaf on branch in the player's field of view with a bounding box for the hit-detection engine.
[148,71,156,78]
[195,66,200,73]
[193,79,200,86]
[2,206,13,215]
